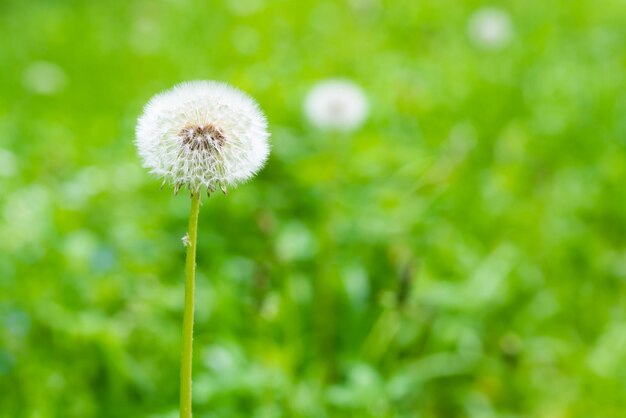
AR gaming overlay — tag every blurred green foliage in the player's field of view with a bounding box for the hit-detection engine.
[1,0,626,417]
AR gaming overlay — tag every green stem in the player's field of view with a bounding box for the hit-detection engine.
[180,193,200,418]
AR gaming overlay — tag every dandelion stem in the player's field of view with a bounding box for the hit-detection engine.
[180,193,200,418]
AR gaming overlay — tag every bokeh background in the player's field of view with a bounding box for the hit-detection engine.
[1,0,626,417]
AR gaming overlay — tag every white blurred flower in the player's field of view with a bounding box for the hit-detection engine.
[304,79,369,132]
[467,7,514,50]
[22,61,67,95]
[135,81,270,194]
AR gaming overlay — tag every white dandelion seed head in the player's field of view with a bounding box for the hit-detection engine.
[304,79,369,132]
[135,81,270,193]
[468,7,514,50]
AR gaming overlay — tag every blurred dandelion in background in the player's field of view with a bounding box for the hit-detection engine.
[304,79,369,132]
[22,61,67,95]
[467,7,514,50]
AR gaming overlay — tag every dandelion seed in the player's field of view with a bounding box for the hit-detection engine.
[304,79,369,132]
[467,7,514,50]
[135,80,270,195]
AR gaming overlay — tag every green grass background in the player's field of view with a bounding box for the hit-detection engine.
[1,0,626,417]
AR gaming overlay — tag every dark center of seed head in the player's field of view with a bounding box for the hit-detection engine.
[179,124,225,151]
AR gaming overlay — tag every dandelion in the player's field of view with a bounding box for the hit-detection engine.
[136,80,269,195]
[304,79,369,132]
[135,80,269,418]
[467,7,514,50]
[22,61,67,95]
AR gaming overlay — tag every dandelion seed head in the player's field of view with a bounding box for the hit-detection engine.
[468,7,514,50]
[304,79,369,132]
[135,80,270,194]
